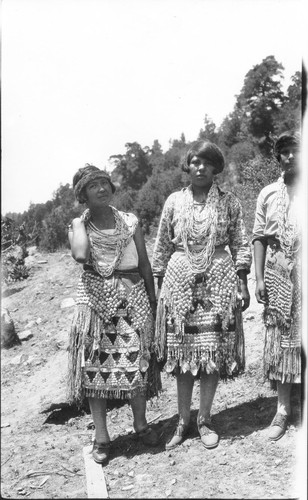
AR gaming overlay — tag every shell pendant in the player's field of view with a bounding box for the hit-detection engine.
[190,360,199,376]
[165,357,177,373]
[139,356,149,373]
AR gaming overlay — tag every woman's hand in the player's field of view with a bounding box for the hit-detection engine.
[71,217,83,226]
[240,282,250,311]
[237,270,250,311]
[255,278,267,305]
[156,276,163,303]
[150,300,157,320]
[253,239,267,305]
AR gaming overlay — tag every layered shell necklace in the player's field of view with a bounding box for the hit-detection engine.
[276,173,300,260]
[179,183,219,274]
[83,207,134,278]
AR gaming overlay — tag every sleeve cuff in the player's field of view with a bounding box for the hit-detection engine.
[251,236,267,245]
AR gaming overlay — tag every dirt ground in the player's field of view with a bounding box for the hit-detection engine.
[1,241,307,499]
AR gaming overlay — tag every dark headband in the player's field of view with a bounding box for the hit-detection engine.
[74,171,115,202]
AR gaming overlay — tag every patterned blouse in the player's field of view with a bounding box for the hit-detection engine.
[252,181,300,245]
[152,186,252,277]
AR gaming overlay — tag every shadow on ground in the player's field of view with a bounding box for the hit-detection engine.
[42,391,302,464]
[2,285,26,298]
[92,394,303,462]
[42,404,89,424]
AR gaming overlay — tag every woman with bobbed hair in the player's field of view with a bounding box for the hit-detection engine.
[253,131,303,441]
[152,140,251,450]
[67,164,161,464]
[183,141,225,174]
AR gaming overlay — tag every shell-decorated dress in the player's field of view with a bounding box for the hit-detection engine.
[252,176,301,384]
[67,208,161,405]
[152,185,252,379]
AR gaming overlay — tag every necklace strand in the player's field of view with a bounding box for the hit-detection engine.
[86,207,133,277]
[276,174,299,259]
[179,183,219,274]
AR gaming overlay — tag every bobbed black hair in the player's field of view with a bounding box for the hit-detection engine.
[182,140,225,174]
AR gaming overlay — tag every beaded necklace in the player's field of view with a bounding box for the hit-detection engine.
[179,183,219,274]
[276,173,300,259]
[82,207,134,277]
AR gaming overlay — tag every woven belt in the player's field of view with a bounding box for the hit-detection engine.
[174,244,226,252]
[83,264,141,283]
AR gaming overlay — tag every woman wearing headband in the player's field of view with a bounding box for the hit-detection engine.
[152,140,251,450]
[252,132,302,441]
[67,164,161,464]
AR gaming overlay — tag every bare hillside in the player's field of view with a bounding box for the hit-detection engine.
[1,244,305,499]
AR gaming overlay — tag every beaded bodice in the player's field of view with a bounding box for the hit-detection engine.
[85,207,138,277]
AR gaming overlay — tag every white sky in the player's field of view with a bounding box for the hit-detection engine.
[1,0,305,215]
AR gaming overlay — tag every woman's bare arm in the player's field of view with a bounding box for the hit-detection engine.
[69,218,90,263]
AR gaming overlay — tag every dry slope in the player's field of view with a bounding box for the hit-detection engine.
[1,245,306,499]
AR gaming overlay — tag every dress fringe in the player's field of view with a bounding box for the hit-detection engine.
[84,386,147,400]
[154,249,244,379]
[155,294,244,379]
[155,296,167,362]
[67,305,94,405]
[264,323,301,384]
[263,247,301,384]
[67,301,162,406]
[234,302,245,372]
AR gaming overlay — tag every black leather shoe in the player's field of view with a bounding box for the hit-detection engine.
[92,440,110,464]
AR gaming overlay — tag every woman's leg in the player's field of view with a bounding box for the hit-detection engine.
[88,397,110,443]
[130,393,147,433]
[277,381,292,416]
[177,371,195,426]
[198,370,219,449]
[130,392,158,446]
[198,370,219,423]
[88,397,110,464]
[165,371,194,450]
[269,381,292,440]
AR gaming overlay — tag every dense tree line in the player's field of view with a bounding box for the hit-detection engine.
[2,56,302,252]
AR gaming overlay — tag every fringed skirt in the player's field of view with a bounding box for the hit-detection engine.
[155,248,245,379]
[264,246,301,384]
[67,269,161,406]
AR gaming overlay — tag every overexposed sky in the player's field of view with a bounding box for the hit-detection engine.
[1,0,305,214]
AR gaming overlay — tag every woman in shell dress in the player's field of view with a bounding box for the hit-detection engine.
[253,131,303,441]
[67,164,161,464]
[152,140,252,450]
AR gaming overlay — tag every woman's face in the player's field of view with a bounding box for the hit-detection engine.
[188,156,216,188]
[84,177,113,208]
